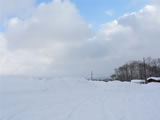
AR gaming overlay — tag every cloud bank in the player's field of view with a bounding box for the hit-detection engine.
[0,0,160,77]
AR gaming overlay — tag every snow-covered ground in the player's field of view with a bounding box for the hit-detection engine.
[0,76,160,120]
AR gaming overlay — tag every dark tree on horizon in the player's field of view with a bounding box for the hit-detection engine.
[111,57,160,81]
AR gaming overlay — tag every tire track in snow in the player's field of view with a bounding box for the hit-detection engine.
[66,91,110,120]
[4,105,29,120]
[66,96,92,120]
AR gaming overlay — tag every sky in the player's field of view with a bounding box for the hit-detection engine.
[0,0,160,77]
[70,0,149,29]
[36,0,149,30]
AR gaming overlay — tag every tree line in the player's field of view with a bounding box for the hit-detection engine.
[111,57,160,81]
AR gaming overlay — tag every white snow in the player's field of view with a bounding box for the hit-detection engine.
[147,77,160,81]
[131,79,145,83]
[0,76,160,120]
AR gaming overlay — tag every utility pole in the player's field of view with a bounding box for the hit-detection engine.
[143,57,147,83]
[91,71,93,80]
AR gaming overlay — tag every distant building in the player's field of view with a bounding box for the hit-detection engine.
[147,77,160,83]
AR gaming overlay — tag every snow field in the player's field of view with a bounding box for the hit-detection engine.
[0,76,160,120]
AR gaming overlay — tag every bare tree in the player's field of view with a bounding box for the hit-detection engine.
[111,57,160,81]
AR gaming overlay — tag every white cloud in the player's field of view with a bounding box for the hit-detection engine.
[96,5,160,67]
[0,0,94,76]
[6,0,92,49]
[0,0,35,24]
[150,0,160,5]
[0,34,52,75]
[0,1,160,77]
